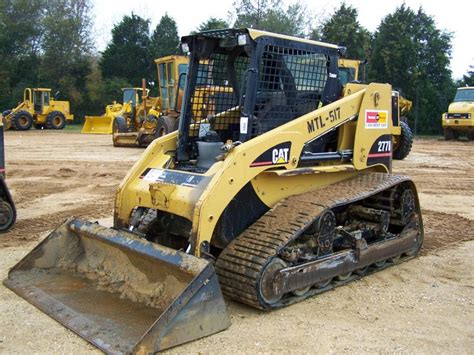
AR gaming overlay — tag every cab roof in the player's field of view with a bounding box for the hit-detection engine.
[182,28,339,50]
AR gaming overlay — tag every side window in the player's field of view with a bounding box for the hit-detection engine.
[44,92,50,106]
[178,64,188,89]
[159,63,169,110]
[168,61,176,109]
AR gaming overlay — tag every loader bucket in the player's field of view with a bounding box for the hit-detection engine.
[3,218,230,353]
[82,115,113,134]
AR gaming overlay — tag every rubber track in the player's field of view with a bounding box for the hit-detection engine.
[215,172,414,309]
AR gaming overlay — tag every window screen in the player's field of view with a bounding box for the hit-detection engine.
[251,45,329,137]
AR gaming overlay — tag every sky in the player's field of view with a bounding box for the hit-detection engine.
[92,0,473,79]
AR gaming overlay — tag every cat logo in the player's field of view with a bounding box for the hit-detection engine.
[272,148,290,164]
[250,141,292,167]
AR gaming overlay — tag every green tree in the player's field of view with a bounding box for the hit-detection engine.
[150,14,179,60]
[196,17,229,32]
[0,0,44,109]
[232,0,308,37]
[370,5,455,135]
[458,66,474,87]
[40,0,94,119]
[100,14,152,85]
[85,58,130,115]
[315,3,371,59]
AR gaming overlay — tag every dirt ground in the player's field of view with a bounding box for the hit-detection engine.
[0,131,473,354]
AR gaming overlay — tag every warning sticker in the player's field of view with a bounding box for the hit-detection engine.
[365,110,388,129]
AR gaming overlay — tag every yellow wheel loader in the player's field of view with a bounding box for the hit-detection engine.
[81,86,157,136]
[111,55,189,147]
[338,59,414,159]
[0,119,16,232]
[1,88,73,130]
[442,87,474,140]
[82,55,188,143]
[4,29,424,353]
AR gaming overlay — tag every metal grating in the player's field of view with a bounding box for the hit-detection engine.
[185,51,250,143]
[252,45,329,137]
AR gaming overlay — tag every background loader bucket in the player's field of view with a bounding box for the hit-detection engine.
[82,116,113,134]
[3,218,230,353]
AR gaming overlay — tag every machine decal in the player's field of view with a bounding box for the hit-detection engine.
[365,109,388,129]
[306,107,341,134]
[367,134,392,169]
[140,168,204,187]
[250,142,291,167]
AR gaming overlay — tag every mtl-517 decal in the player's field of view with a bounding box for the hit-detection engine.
[250,142,292,167]
[307,107,342,134]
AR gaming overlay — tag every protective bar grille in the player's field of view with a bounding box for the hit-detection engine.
[251,45,329,137]
[185,52,250,143]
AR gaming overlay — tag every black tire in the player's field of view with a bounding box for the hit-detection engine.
[154,116,178,138]
[112,115,128,147]
[393,121,413,160]
[444,128,454,140]
[0,200,16,233]
[113,115,127,133]
[11,110,33,131]
[45,111,66,129]
[2,110,11,117]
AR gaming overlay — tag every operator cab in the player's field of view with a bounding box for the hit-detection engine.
[177,28,342,172]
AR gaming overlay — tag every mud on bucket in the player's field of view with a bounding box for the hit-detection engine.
[3,217,230,354]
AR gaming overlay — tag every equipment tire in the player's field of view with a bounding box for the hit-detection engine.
[154,116,177,138]
[45,111,66,129]
[444,128,454,140]
[12,110,33,130]
[2,110,11,117]
[393,121,413,160]
[113,116,127,133]
[0,200,15,233]
[112,115,127,147]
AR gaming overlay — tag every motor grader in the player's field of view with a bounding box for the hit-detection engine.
[338,58,414,160]
[4,29,424,353]
[1,88,73,130]
[82,55,188,147]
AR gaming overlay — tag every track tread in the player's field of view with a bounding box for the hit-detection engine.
[215,172,418,310]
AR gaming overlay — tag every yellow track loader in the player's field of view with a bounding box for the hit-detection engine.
[338,59,414,159]
[1,88,73,130]
[4,29,424,353]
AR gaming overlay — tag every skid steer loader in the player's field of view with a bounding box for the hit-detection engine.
[4,29,424,353]
[338,58,414,159]
[1,88,73,130]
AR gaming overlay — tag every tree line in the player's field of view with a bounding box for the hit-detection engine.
[0,0,472,134]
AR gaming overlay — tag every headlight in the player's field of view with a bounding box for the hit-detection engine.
[237,34,248,46]
[181,43,190,54]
